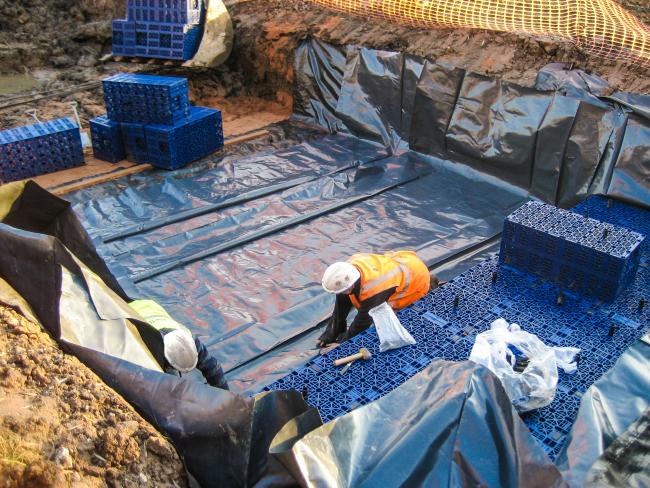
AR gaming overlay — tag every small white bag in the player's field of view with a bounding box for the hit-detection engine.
[470,318,580,412]
[369,302,416,352]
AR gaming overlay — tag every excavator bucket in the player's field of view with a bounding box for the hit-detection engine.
[184,0,233,68]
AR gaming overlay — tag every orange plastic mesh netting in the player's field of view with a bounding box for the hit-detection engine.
[307,0,650,66]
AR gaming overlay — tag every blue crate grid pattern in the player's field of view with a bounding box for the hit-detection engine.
[0,118,84,183]
[90,115,126,163]
[263,196,649,461]
[112,0,204,61]
[572,196,650,256]
[127,0,203,25]
[103,74,190,125]
[500,201,644,302]
[120,122,149,164]
[112,20,203,61]
[145,106,223,169]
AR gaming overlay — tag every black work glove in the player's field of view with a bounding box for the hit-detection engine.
[317,316,345,347]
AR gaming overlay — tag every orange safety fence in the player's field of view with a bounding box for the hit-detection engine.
[308,0,650,66]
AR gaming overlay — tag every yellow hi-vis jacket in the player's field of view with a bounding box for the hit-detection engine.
[347,251,430,310]
[129,299,188,334]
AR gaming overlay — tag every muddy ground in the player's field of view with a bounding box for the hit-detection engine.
[0,305,187,488]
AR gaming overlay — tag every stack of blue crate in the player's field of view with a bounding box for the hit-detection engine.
[112,0,204,61]
[499,200,645,301]
[90,73,223,170]
[0,118,84,183]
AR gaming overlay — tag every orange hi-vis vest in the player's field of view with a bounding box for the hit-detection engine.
[347,251,430,310]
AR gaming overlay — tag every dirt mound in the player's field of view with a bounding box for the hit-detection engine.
[0,305,187,488]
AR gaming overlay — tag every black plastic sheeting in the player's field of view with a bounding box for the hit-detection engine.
[269,359,563,488]
[66,39,650,395]
[556,340,650,487]
[585,407,650,487]
[296,41,650,209]
[68,119,527,392]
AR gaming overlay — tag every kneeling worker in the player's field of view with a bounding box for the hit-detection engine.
[129,300,229,390]
[318,251,439,348]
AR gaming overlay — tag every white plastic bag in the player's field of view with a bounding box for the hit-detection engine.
[469,318,580,412]
[369,302,416,352]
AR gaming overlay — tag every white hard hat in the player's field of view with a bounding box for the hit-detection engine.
[322,262,361,294]
[163,329,198,373]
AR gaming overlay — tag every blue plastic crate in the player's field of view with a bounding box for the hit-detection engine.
[103,73,190,125]
[120,122,149,164]
[113,0,204,61]
[0,118,84,183]
[144,106,223,169]
[500,201,645,302]
[90,115,125,163]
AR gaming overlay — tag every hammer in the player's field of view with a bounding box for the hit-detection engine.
[333,347,372,367]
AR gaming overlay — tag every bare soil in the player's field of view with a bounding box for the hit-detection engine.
[0,305,187,488]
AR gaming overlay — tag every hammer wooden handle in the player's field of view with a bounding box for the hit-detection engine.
[334,352,363,366]
[333,348,371,366]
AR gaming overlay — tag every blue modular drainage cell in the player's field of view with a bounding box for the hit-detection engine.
[112,22,203,61]
[263,197,649,460]
[500,201,645,302]
[120,122,149,164]
[103,73,190,125]
[0,118,84,183]
[112,0,204,60]
[90,115,126,163]
[144,106,223,170]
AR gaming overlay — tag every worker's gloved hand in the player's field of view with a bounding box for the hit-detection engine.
[318,317,342,347]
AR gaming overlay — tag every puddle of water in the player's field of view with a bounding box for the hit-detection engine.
[0,73,41,96]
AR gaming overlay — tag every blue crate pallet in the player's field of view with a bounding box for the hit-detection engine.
[0,118,84,183]
[263,199,650,461]
[144,106,223,169]
[90,115,126,163]
[500,201,645,302]
[103,73,190,125]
